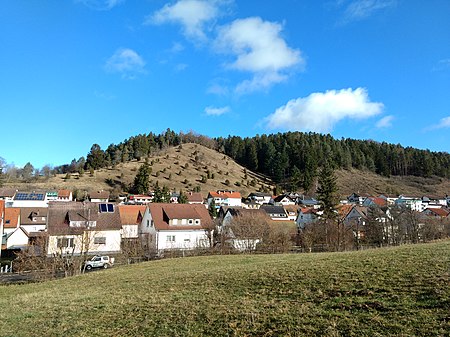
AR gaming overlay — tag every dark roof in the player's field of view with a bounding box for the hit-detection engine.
[226,208,267,218]
[260,205,287,216]
[187,192,203,203]
[89,190,110,200]
[273,194,295,203]
[248,192,272,198]
[148,203,212,231]
[20,207,48,225]
[47,201,121,235]
[0,188,17,198]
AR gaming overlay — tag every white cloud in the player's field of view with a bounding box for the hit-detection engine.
[76,0,124,10]
[265,87,384,133]
[376,115,394,128]
[204,106,230,116]
[338,0,396,23]
[433,58,450,72]
[428,116,450,130]
[146,0,230,41]
[215,17,303,94]
[104,48,146,79]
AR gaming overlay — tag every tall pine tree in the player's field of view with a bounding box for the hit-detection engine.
[316,163,338,219]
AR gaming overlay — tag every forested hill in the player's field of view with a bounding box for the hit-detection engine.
[64,130,450,191]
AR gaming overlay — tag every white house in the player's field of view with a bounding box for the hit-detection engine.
[247,192,272,205]
[127,194,153,204]
[207,191,241,208]
[395,195,423,211]
[140,203,212,253]
[10,191,48,208]
[89,190,110,203]
[273,194,296,206]
[0,188,17,207]
[118,205,146,239]
[46,201,122,256]
[296,207,320,229]
[57,189,73,202]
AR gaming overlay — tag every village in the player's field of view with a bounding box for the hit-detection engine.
[1,187,449,266]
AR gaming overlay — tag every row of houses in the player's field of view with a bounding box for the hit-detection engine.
[1,187,449,257]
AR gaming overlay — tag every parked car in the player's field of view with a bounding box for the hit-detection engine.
[84,256,114,270]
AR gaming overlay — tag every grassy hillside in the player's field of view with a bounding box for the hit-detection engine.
[0,241,448,336]
[5,143,275,197]
[4,143,450,198]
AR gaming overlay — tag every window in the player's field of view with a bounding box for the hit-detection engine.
[99,204,114,213]
[57,238,74,248]
[166,235,175,242]
[147,220,150,228]
[195,219,200,225]
[94,237,106,244]
[188,219,193,224]
[5,220,10,224]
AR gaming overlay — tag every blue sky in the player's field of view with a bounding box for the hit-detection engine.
[1,0,449,169]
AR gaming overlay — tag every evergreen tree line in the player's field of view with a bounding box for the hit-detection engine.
[55,129,450,189]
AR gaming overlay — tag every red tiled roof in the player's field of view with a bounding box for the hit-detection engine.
[424,208,449,217]
[299,207,318,215]
[118,205,146,225]
[148,203,212,231]
[208,191,241,199]
[58,189,72,198]
[337,204,354,218]
[367,197,387,207]
[4,208,20,228]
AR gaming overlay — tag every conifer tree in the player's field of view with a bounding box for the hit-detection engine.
[132,163,152,194]
[316,163,338,219]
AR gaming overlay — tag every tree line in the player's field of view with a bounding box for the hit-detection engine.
[2,129,449,188]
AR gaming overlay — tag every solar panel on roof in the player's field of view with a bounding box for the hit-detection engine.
[107,204,114,212]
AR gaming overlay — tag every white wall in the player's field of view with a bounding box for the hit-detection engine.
[47,230,121,256]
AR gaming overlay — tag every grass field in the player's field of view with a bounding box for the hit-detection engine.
[0,241,449,336]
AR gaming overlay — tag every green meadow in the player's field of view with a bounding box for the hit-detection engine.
[0,241,449,336]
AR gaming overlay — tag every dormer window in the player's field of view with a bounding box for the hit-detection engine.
[99,203,114,213]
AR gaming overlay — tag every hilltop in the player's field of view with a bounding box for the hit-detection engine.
[3,143,450,198]
[0,241,448,336]
[4,143,274,197]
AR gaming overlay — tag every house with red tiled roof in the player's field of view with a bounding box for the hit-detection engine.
[207,190,241,208]
[57,189,73,201]
[296,207,321,229]
[3,208,21,235]
[421,207,450,218]
[140,203,212,253]
[363,197,388,208]
[118,205,146,239]
[46,201,121,256]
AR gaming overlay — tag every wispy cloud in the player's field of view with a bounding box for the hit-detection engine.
[425,116,450,131]
[265,87,384,133]
[145,0,231,42]
[337,0,396,24]
[204,106,230,116]
[214,17,303,94]
[104,48,146,79]
[432,58,450,72]
[76,0,124,11]
[376,115,394,128]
